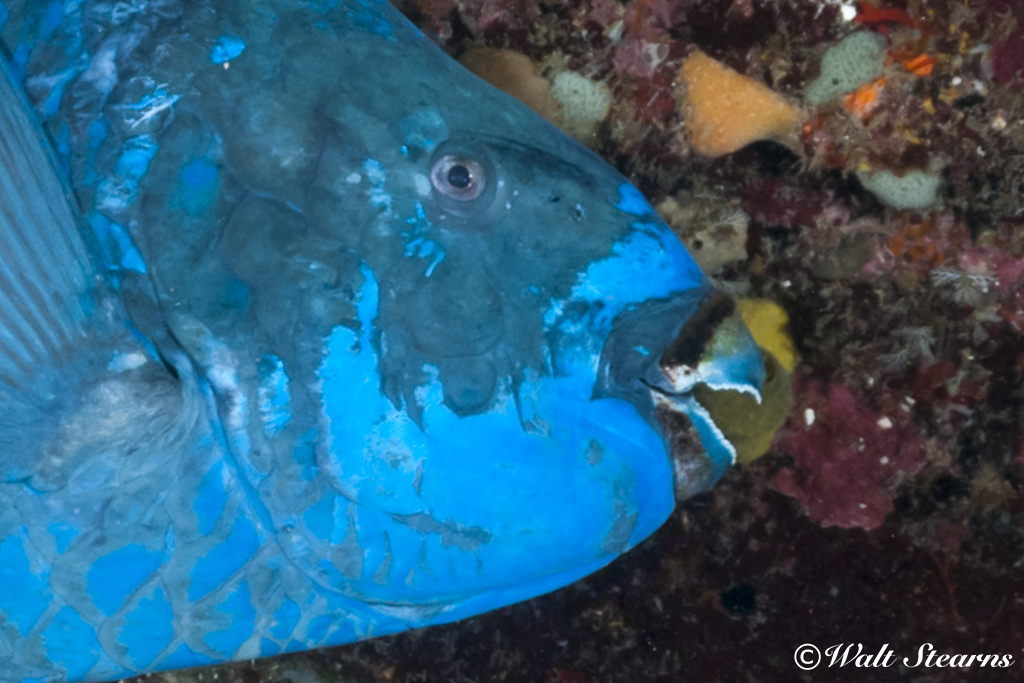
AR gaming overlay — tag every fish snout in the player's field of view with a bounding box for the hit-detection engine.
[656,290,765,400]
[654,291,767,501]
[596,289,767,503]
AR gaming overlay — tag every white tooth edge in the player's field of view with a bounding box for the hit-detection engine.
[687,399,738,465]
[649,391,738,466]
[701,380,763,405]
[663,366,763,405]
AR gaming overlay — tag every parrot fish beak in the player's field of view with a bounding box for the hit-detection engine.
[658,291,766,402]
[643,291,768,502]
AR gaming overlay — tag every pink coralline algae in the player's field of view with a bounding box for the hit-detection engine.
[772,379,928,530]
[742,180,826,228]
[993,25,1024,87]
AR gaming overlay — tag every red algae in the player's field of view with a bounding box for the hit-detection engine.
[773,379,928,530]
[853,2,930,35]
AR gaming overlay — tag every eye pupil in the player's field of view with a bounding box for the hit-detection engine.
[447,164,471,189]
[430,153,487,201]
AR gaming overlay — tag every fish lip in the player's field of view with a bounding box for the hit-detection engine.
[646,384,727,503]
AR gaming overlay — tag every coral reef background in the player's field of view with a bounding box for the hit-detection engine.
[146,1,1024,681]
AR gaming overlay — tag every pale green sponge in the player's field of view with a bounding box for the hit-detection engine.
[857,169,942,210]
[806,32,887,105]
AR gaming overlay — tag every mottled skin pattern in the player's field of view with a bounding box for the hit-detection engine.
[0,0,765,681]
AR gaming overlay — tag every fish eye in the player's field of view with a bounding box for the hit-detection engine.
[431,154,485,201]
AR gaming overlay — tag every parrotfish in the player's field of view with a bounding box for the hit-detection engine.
[0,0,769,680]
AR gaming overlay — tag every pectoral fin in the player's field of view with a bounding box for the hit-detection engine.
[0,58,98,394]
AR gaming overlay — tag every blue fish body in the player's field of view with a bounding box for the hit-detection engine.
[0,1,766,680]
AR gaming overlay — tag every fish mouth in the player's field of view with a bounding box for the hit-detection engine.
[592,287,766,503]
[655,290,763,400]
[632,291,768,504]
[649,387,732,502]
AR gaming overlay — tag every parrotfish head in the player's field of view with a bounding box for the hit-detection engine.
[296,20,767,614]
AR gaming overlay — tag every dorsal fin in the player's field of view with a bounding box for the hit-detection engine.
[0,58,97,391]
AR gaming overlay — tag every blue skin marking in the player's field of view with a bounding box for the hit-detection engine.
[87,118,107,147]
[635,345,650,356]
[9,43,30,84]
[306,614,333,644]
[0,533,51,636]
[317,261,676,605]
[40,607,100,680]
[87,212,148,274]
[82,118,109,184]
[123,87,180,117]
[193,370,276,533]
[424,246,444,276]
[87,544,164,615]
[0,2,9,32]
[95,134,159,212]
[562,224,703,331]
[403,202,446,276]
[354,262,378,326]
[39,0,61,39]
[182,158,217,188]
[293,428,319,481]
[269,599,301,640]
[302,492,335,541]
[363,158,386,184]
[158,643,218,670]
[47,521,77,553]
[194,460,228,536]
[614,182,656,217]
[41,64,80,116]
[318,613,361,647]
[399,108,448,153]
[210,35,246,64]
[54,122,70,159]
[117,587,175,669]
[204,582,256,655]
[283,639,306,653]
[362,158,391,212]
[188,516,260,601]
[114,134,159,178]
[257,354,292,436]
[177,158,218,215]
[261,639,281,656]
[347,2,394,40]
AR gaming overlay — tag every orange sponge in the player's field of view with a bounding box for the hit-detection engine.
[680,50,804,157]
[460,48,563,126]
